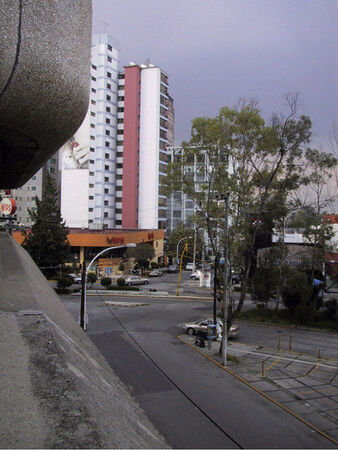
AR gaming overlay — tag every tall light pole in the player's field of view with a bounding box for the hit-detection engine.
[80,243,136,330]
[221,192,230,366]
[176,236,191,263]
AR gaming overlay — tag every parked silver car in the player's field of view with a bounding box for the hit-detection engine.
[183,318,239,337]
[149,269,163,277]
[123,275,149,286]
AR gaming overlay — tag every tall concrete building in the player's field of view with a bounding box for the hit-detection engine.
[61,34,119,229]
[116,63,174,231]
[7,156,60,226]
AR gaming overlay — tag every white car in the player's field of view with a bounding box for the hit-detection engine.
[183,318,239,338]
[185,262,194,270]
[123,275,149,286]
[69,273,82,284]
[190,270,201,280]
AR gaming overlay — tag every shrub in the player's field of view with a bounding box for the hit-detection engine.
[117,277,126,286]
[107,285,139,291]
[87,272,97,288]
[323,299,337,321]
[118,263,125,271]
[56,275,73,294]
[100,277,112,289]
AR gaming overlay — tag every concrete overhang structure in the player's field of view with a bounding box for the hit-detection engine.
[0,0,92,188]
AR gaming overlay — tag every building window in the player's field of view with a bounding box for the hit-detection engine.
[104,200,109,206]
[116,186,122,191]
[117,163,123,168]
[104,212,108,217]
[106,95,111,101]
[104,188,109,193]
[89,195,94,200]
[90,112,96,117]
[32,186,36,191]
[90,124,95,128]
[108,44,112,51]
[89,171,94,176]
[118,96,124,101]
[117,130,123,135]
[106,118,110,124]
[105,130,110,136]
[105,165,109,170]
[89,208,93,212]
[105,141,110,147]
[91,100,96,105]
[117,107,124,113]
[118,73,125,79]
[107,56,112,62]
[89,219,93,223]
[106,107,111,112]
[90,147,95,152]
[90,135,95,140]
[117,141,123,146]
[107,72,111,78]
[91,64,97,70]
[89,184,94,188]
[117,152,123,158]
[89,159,94,164]
[115,220,122,225]
[105,177,109,182]
[107,83,111,89]
[91,88,96,93]
[116,174,123,180]
[91,76,96,82]
[115,208,122,213]
[117,118,124,124]
[105,153,109,159]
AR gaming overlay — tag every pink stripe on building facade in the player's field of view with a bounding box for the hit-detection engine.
[122,66,141,229]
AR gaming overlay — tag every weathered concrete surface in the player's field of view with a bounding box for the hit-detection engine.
[0,1,92,188]
[0,233,168,448]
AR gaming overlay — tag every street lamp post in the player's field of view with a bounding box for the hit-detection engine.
[176,236,192,263]
[80,243,136,330]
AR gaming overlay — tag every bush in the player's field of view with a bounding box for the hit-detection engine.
[100,277,112,289]
[151,262,159,269]
[117,277,126,286]
[87,272,97,288]
[56,275,73,293]
[323,299,337,321]
[118,263,125,271]
[107,285,139,291]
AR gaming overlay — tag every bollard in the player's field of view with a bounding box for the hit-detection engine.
[278,335,281,352]
[261,361,265,377]
[318,349,321,361]
[289,336,292,352]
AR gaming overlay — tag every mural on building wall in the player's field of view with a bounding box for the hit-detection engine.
[62,109,90,170]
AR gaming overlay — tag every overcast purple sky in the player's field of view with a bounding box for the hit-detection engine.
[93,0,337,149]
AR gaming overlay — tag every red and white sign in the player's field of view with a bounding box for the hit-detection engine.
[0,198,16,216]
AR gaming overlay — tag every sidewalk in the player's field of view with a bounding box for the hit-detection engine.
[178,334,338,446]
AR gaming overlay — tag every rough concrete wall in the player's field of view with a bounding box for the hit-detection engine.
[0,233,168,448]
[0,1,92,188]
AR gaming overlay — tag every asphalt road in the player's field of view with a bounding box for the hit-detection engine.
[61,293,337,449]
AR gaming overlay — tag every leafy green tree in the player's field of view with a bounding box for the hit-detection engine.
[56,274,73,294]
[22,174,69,278]
[166,95,312,332]
[126,243,155,274]
[166,222,203,265]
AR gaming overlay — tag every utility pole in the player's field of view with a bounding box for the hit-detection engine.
[221,192,230,366]
[192,226,197,271]
[80,248,87,330]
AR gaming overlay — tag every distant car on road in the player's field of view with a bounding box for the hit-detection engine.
[185,262,194,270]
[168,264,178,273]
[190,270,201,280]
[183,318,239,338]
[69,273,82,284]
[149,269,163,277]
[123,275,149,286]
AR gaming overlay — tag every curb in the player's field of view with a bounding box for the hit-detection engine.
[177,335,338,447]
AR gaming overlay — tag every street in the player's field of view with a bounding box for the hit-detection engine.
[61,279,337,448]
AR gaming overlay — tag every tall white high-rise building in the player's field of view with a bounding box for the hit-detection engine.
[61,34,119,229]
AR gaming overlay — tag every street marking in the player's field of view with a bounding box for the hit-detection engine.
[265,357,281,372]
[307,365,319,376]
[177,335,338,447]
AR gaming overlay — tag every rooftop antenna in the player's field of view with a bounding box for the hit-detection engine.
[102,21,109,33]
[144,58,150,66]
